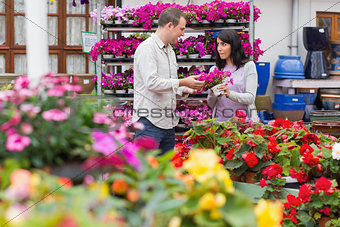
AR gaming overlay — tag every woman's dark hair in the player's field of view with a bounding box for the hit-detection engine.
[215,30,249,70]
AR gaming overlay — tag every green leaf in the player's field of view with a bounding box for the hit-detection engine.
[155,198,185,212]
[290,149,300,169]
[193,124,204,135]
[225,160,243,170]
[253,145,265,159]
[181,198,199,215]
[237,144,251,156]
[321,147,332,159]
[233,163,248,176]
[216,137,232,145]
[296,211,312,224]
[194,213,225,227]
[221,192,257,227]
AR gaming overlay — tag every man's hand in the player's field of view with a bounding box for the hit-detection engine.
[179,75,205,90]
[183,87,197,94]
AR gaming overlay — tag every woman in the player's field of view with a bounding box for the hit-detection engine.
[207,30,258,122]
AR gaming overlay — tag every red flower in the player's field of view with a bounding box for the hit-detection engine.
[273,118,291,129]
[188,135,205,145]
[254,128,265,137]
[286,194,302,206]
[268,136,281,153]
[283,202,290,209]
[319,208,331,216]
[219,158,224,164]
[299,144,314,156]
[301,133,320,145]
[317,164,322,172]
[246,140,257,148]
[135,136,159,150]
[242,152,258,168]
[315,177,332,191]
[226,147,234,160]
[259,178,268,188]
[302,153,319,167]
[58,177,73,188]
[287,144,295,150]
[298,184,311,203]
[262,164,283,180]
[268,142,281,154]
[317,152,323,158]
[171,153,187,168]
[289,168,308,183]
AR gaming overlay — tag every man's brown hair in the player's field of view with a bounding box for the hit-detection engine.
[158,7,186,27]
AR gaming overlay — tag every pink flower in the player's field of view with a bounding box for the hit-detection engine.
[92,131,117,156]
[121,142,142,171]
[42,109,68,121]
[20,104,41,117]
[102,172,109,180]
[20,123,33,135]
[93,113,112,124]
[6,169,32,200]
[6,134,31,152]
[47,86,65,97]
[131,121,144,130]
[14,76,30,90]
[83,175,94,186]
[110,125,130,141]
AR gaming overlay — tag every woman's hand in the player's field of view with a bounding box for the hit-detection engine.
[218,84,230,97]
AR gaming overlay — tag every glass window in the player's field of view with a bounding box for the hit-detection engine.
[66,0,86,14]
[317,17,332,38]
[66,17,86,45]
[49,54,58,73]
[88,56,96,74]
[0,2,5,12]
[14,0,25,13]
[14,54,27,75]
[48,0,58,14]
[15,16,26,45]
[0,16,5,45]
[66,55,86,73]
[337,18,340,40]
[48,16,58,45]
[0,54,5,73]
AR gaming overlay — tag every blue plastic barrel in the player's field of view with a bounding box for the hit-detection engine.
[255,62,270,95]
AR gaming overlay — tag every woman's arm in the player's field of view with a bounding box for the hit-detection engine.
[228,61,258,105]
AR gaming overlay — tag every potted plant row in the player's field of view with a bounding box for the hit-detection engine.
[91,1,262,30]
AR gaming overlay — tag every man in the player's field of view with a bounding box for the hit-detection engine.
[133,7,204,154]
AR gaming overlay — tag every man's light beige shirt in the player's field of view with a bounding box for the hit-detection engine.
[132,33,187,129]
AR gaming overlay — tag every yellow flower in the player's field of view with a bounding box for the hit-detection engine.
[183,149,221,183]
[255,199,283,227]
[168,216,181,227]
[90,183,109,200]
[199,192,226,210]
[210,208,222,220]
[215,169,234,192]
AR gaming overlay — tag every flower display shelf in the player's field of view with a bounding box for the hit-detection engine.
[103,21,249,31]
[104,61,216,67]
[103,57,215,63]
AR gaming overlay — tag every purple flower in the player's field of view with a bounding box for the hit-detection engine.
[121,142,142,171]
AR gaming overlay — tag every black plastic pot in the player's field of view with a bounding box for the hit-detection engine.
[303,27,330,79]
